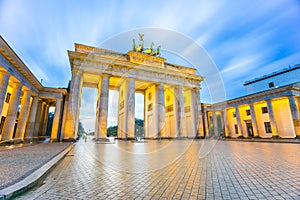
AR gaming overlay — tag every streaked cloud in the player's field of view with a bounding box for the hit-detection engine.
[1,0,299,130]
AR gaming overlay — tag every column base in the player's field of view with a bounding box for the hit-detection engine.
[62,138,77,142]
[94,137,115,143]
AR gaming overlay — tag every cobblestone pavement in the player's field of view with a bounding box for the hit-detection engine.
[17,138,300,200]
[0,142,71,190]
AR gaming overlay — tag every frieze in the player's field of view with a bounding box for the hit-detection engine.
[71,56,203,88]
[128,51,165,68]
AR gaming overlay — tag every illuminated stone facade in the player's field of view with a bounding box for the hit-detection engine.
[0,36,67,142]
[63,43,204,140]
[1,35,299,142]
[203,67,300,139]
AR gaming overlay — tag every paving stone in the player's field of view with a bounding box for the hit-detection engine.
[10,140,300,199]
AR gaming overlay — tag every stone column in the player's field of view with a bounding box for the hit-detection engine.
[249,103,259,137]
[222,109,229,137]
[2,83,22,141]
[266,100,278,137]
[64,70,83,139]
[177,86,185,137]
[0,71,10,116]
[203,108,209,137]
[126,78,135,139]
[212,111,218,137]
[235,106,243,137]
[298,97,300,112]
[173,87,179,137]
[95,75,110,140]
[25,96,38,140]
[193,88,204,138]
[156,83,166,138]
[288,96,300,137]
[38,102,46,136]
[33,100,43,139]
[51,99,62,141]
[174,86,185,138]
[14,90,31,141]
[42,104,49,136]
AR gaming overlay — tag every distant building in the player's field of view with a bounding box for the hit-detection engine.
[204,64,300,139]
[244,64,300,94]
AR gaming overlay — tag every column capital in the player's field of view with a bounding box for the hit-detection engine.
[157,83,164,89]
[101,74,110,78]
[56,98,63,102]
[0,70,10,76]
[71,69,82,74]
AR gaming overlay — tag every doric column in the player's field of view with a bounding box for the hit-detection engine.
[126,78,135,139]
[266,100,278,137]
[212,111,218,137]
[41,104,49,136]
[156,83,166,138]
[177,86,185,137]
[173,87,180,137]
[203,108,209,137]
[33,100,43,139]
[235,106,243,137]
[193,88,204,138]
[95,75,110,140]
[25,96,39,140]
[174,86,185,137]
[0,71,10,116]
[64,70,83,139]
[249,103,259,137]
[1,83,22,141]
[222,109,229,137]
[38,102,46,135]
[51,99,62,141]
[14,90,31,141]
[288,96,300,137]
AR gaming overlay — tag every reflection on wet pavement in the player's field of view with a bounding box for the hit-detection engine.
[17,139,300,199]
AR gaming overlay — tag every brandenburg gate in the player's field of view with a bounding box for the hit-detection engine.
[62,37,204,140]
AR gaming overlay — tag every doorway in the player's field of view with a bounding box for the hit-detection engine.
[246,122,254,137]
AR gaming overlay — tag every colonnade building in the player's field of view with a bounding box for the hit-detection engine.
[203,64,300,139]
[0,36,204,142]
[0,35,299,143]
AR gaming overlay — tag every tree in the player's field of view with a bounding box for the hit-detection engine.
[135,118,144,137]
[107,126,118,137]
[78,121,85,138]
[106,118,144,138]
[46,112,54,137]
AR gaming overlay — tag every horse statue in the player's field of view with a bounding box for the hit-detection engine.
[144,42,154,55]
[151,45,161,56]
[132,33,144,53]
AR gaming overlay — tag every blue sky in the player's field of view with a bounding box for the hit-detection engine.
[1,0,300,130]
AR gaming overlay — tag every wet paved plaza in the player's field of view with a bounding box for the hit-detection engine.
[18,139,300,199]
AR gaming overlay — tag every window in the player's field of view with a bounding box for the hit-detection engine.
[246,109,251,116]
[166,105,173,112]
[0,116,6,134]
[261,107,268,114]
[268,82,274,88]
[234,124,239,134]
[264,122,272,133]
[233,112,236,118]
[5,93,11,103]
[148,103,153,111]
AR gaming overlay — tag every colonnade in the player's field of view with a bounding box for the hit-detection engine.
[64,71,205,140]
[204,95,300,139]
[0,71,65,142]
